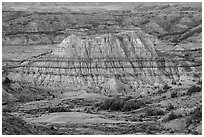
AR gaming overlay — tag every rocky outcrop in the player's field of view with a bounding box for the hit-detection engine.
[6,30,197,94]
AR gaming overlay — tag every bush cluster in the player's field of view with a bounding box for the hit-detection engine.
[98,96,145,112]
[163,112,182,122]
[186,85,201,95]
[122,99,144,111]
[47,106,71,113]
[163,84,171,90]
[186,106,202,126]
[2,77,11,85]
[168,112,181,121]
[146,108,165,116]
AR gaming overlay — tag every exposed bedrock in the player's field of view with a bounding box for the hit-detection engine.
[7,31,197,93]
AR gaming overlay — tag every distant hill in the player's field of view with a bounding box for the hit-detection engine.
[2,2,202,49]
[3,2,201,11]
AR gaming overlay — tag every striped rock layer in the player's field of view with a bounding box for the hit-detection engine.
[7,31,187,92]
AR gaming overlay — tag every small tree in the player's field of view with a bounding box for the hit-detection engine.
[171,92,178,98]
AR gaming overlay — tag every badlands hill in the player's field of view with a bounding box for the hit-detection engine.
[6,30,199,95]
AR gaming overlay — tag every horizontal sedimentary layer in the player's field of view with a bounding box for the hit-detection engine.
[8,69,198,77]
[3,57,195,62]
[7,72,177,89]
[8,63,199,69]
[7,69,199,91]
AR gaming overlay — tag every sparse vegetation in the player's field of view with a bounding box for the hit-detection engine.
[97,96,145,112]
[197,79,202,85]
[163,112,182,122]
[186,106,202,126]
[146,108,165,116]
[2,81,55,103]
[163,84,171,91]
[3,77,11,85]
[170,92,178,98]
[157,89,165,94]
[47,106,71,113]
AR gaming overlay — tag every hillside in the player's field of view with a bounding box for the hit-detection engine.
[2,2,202,50]
[2,2,202,135]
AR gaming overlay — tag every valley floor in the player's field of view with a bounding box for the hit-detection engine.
[2,80,202,135]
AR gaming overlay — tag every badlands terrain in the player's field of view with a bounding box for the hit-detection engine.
[2,2,202,135]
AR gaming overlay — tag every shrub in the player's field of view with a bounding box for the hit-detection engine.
[168,112,177,120]
[2,77,11,85]
[191,131,199,135]
[130,117,138,121]
[163,84,171,90]
[3,103,15,113]
[131,116,143,122]
[156,110,165,115]
[157,89,165,94]
[124,96,133,101]
[178,83,182,86]
[98,97,126,111]
[48,106,70,113]
[69,104,75,109]
[98,97,144,112]
[146,109,155,116]
[171,92,178,98]
[94,102,101,108]
[166,103,174,111]
[197,80,202,85]
[171,81,176,85]
[186,85,201,95]
[50,126,56,131]
[121,99,144,112]
[85,108,92,114]
[3,107,12,113]
[193,73,200,78]
[110,98,125,111]
[164,112,182,122]
[18,95,32,103]
[99,98,113,110]
[186,106,202,126]
[162,95,166,99]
